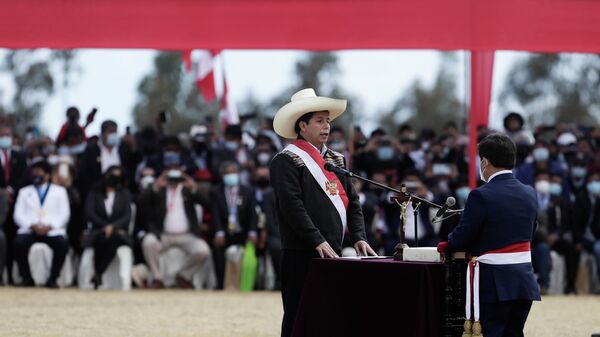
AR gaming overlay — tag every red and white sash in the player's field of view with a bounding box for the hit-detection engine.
[285,140,349,232]
[466,241,531,321]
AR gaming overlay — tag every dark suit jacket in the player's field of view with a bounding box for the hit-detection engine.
[572,192,600,243]
[448,173,541,303]
[270,148,367,252]
[84,184,132,244]
[78,142,140,197]
[0,149,27,193]
[210,184,258,246]
[146,186,207,239]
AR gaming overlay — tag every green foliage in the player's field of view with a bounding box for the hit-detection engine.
[132,51,218,135]
[1,50,55,135]
[379,53,465,136]
[499,53,600,126]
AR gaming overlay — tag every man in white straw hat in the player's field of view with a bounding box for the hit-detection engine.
[270,88,377,337]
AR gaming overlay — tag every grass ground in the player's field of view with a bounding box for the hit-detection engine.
[0,288,599,337]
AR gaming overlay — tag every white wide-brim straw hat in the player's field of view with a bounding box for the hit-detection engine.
[273,88,347,139]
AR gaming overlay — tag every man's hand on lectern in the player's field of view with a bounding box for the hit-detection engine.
[354,240,378,256]
[316,241,339,258]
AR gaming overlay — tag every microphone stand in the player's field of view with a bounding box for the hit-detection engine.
[327,165,445,259]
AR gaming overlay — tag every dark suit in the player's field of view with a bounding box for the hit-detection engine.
[85,184,132,277]
[1,149,27,284]
[270,146,367,337]
[448,172,541,337]
[78,142,140,199]
[210,184,258,289]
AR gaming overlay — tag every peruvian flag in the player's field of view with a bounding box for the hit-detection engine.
[183,50,239,127]
[218,61,239,127]
[194,50,219,102]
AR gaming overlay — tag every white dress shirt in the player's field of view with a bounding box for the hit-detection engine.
[164,184,188,234]
[100,142,121,174]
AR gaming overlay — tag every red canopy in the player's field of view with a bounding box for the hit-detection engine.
[3,0,596,187]
[1,0,600,52]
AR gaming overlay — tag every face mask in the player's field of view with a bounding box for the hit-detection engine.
[456,187,470,201]
[377,147,394,161]
[572,166,587,178]
[587,181,600,196]
[532,148,549,162]
[328,140,346,152]
[106,174,121,187]
[257,152,272,166]
[225,141,238,152]
[32,175,44,186]
[0,136,12,150]
[140,175,155,189]
[106,133,120,147]
[549,183,562,196]
[223,173,239,187]
[167,169,183,183]
[535,180,550,194]
[256,177,270,189]
[479,159,488,183]
[70,142,86,155]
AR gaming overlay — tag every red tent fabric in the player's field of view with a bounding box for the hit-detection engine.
[2,0,600,52]
[2,0,597,185]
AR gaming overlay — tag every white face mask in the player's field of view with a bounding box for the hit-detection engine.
[535,180,551,194]
[479,158,488,183]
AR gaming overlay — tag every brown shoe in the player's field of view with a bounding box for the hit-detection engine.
[150,279,165,289]
[176,275,194,289]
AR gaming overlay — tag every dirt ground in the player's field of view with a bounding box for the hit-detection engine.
[0,288,598,337]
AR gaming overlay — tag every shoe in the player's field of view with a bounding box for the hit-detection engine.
[176,275,194,289]
[45,279,59,289]
[91,275,102,290]
[150,279,165,289]
[19,279,35,287]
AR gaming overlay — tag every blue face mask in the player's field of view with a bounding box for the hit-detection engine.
[225,141,239,152]
[223,173,239,187]
[532,148,549,162]
[549,183,562,196]
[587,181,600,196]
[572,166,587,178]
[456,187,470,201]
[106,133,120,147]
[377,147,394,161]
[0,136,12,149]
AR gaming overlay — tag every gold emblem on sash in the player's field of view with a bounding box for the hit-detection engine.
[325,180,338,196]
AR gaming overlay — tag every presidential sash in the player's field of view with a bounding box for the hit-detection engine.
[285,140,349,232]
[465,241,532,331]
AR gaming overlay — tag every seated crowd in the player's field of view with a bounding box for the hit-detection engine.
[0,108,599,294]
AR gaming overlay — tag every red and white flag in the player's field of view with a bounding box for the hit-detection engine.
[184,49,238,127]
[195,50,218,102]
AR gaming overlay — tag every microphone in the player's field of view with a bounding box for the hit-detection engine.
[324,163,351,177]
[432,196,456,222]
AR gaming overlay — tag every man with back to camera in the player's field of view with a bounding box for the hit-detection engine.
[269,88,377,337]
[438,133,540,337]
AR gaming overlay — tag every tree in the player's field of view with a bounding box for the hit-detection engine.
[499,53,600,126]
[0,50,55,135]
[379,52,465,136]
[132,51,218,134]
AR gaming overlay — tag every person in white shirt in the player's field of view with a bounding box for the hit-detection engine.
[141,152,210,289]
[13,161,70,288]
